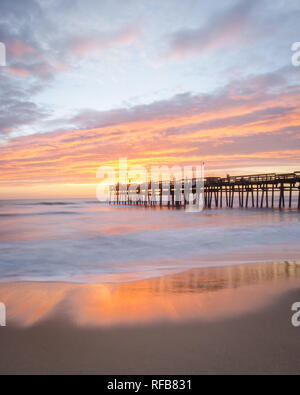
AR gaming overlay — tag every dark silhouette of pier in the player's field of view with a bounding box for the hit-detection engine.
[109,171,300,209]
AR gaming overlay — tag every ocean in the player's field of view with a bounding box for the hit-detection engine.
[0,199,299,283]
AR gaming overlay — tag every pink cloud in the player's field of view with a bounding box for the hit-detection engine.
[9,66,31,77]
[161,0,259,60]
[7,38,36,57]
[69,26,141,57]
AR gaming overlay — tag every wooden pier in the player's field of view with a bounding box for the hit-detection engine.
[109,171,300,209]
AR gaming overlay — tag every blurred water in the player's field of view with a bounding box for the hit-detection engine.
[0,199,299,283]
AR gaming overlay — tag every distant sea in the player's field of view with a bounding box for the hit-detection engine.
[0,199,299,283]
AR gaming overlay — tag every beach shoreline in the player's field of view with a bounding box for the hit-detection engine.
[0,261,300,374]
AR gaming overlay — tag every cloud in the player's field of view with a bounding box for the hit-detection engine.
[6,38,36,57]
[66,25,141,57]
[0,0,42,24]
[0,2,56,81]
[0,1,141,82]
[161,0,259,60]
[0,76,50,137]
[0,0,143,139]
[0,68,299,183]
[8,60,69,81]
[60,68,290,131]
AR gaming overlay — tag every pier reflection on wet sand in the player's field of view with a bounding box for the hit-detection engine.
[0,261,300,328]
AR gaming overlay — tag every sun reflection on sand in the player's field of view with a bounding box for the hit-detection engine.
[0,261,300,328]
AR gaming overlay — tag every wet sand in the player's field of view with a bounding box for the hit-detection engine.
[0,261,300,374]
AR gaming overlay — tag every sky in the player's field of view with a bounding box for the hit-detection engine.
[0,0,300,198]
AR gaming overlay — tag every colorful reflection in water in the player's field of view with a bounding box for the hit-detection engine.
[0,261,300,328]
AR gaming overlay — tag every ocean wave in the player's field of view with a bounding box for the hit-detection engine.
[0,211,79,217]
[0,201,299,283]
[24,202,76,206]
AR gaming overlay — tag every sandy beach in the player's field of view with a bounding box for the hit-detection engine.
[0,261,300,375]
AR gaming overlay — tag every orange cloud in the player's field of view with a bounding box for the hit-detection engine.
[1,72,300,198]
